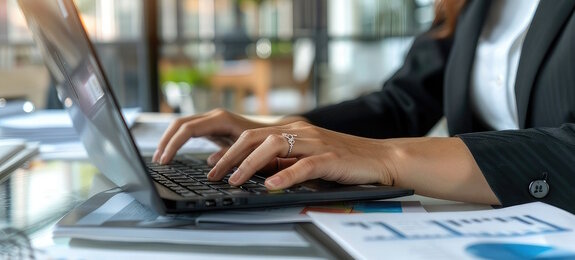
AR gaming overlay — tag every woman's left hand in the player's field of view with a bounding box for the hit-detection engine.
[206,121,397,190]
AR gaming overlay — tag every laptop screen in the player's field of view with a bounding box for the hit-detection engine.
[18,0,165,213]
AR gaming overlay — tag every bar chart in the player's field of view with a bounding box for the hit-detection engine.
[309,203,575,260]
[342,214,571,241]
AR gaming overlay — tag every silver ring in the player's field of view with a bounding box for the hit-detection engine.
[281,133,297,157]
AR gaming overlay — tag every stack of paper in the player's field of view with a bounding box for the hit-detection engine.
[53,189,308,247]
[0,108,219,160]
[0,109,141,144]
[54,188,424,247]
[0,108,148,160]
[0,110,79,143]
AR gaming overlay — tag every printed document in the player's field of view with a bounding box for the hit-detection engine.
[54,188,306,247]
[54,189,422,246]
[308,202,575,259]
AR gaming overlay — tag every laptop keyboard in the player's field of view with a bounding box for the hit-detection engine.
[146,159,271,200]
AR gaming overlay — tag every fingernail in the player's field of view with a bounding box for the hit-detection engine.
[229,169,241,184]
[266,176,282,189]
[207,169,215,179]
[159,155,167,165]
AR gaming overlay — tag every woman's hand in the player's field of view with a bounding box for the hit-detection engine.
[152,109,264,164]
[152,109,306,165]
[154,109,500,206]
[205,121,500,206]
[206,121,398,190]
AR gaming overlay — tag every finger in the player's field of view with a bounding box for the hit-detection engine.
[259,158,281,174]
[209,129,312,181]
[153,112,218,162]
[206,147,229,166]
[265,154,333,190]
[206,136,236,148]
[154,109,236,162]
[259,158,298,175]
[159,115,235,164]
[277,158,298,170]
[207,130,266,181]
[227,134,291,186]
[153,115,200,162]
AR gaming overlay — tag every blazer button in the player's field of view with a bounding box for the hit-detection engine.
[529,179,549,199]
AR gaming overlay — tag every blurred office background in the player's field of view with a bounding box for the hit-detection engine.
[0,0,435,116]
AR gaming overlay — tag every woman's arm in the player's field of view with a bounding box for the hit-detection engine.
[206,121,501,206]
[389,136,500,205]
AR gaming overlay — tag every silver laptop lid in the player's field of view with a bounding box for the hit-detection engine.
[18,0,166,214]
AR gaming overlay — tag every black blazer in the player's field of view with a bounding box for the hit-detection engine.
[302,0,575,213]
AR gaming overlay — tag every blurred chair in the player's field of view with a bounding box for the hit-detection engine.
[209,38,315,115]
[209,59,271,115]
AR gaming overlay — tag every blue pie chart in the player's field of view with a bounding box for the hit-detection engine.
[466,243,575,259]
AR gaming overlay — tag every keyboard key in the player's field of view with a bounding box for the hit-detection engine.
[147,159,312,199]
[197,190,225,197]
[209,184,234,189]
[180,192,201,198]
[222,188,251,195]
[186,185,212,190]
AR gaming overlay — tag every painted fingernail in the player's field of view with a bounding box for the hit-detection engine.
[266,176,282,189]
[207,169,215,179]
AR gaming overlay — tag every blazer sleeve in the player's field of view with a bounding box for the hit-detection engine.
[300,30,453,139]
[458,124,575,213]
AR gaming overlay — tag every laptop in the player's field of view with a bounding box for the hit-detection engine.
[18,0,413,214]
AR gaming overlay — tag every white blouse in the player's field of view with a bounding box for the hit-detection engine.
[470,0,540,130]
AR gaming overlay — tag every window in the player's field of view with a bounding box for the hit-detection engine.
[0,0,155,114]
[0,0,434,116]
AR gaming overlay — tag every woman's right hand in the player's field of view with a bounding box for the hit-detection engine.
[152,108,306,165]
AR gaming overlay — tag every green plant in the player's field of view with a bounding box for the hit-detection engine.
[160,65,213,89]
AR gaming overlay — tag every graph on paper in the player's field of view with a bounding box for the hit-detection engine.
[308,203,575,260]
[340,214,571,241]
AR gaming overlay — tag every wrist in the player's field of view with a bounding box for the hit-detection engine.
[374,139,405,187]
[377,137,453,189]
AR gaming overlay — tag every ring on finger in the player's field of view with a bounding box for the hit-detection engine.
[281,133,297,157]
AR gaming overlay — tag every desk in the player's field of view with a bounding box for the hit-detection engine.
[0,157,336,259]
[0,156,491,259]
[0,114,491,258]
[0,159,104,242]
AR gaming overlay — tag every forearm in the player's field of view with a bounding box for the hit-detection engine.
[386,137,501,205]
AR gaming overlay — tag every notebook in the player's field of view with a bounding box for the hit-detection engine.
[18,0,413,214]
